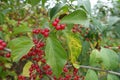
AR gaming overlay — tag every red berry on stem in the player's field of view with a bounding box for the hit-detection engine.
[41,29,45,35]
[0,40,3,44]
[60,24,66,30]
[52,21,58,27]
[63,67,68,73]
[43,32,49,37]
[56,25,61,30]
[2,42,7,47]
[5,53,11,58]
[44,28,49,32]
[0,46,4,50]
[55,18,60,23]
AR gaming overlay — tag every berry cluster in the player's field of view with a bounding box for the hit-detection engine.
[32,28,49,37]
[72,24,90,35]
[51,64,85,80]
[18,38,53,80]
[52,18,66,30]
[18,75,25,80]
[0,39,7,50]
[71,24,102,42]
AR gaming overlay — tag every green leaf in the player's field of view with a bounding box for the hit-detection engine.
[91,18,106,32]
[0,13,4,24]
[8,36,34,62]
[13,23,32,35]
[100,48,119,70]
[85,69,98,80]
[60,10,88,25]
[45,35,67,77]
[90,49,102,66]
[107,74,119,80]
[108,16,120,26]
[22,61,33,77]
[82,0,91,14]
[49,3,65,19]
[26,0,40,6]
[78,41,90,65]
[63,31,82,68]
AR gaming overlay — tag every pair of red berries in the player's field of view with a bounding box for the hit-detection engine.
[0,39,7,50]
[52,18,66,30]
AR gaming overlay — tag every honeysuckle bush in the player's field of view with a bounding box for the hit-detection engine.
[0,0,120,80]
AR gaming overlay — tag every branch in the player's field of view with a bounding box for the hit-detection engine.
[79,65,120,76]
[4,48,12,52]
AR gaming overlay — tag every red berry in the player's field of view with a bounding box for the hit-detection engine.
[72,29,77,33]
[52,21,58,27]
[39,42,45,47]
[46,70,53,75]
[56,25,61,30]
[41,58,46,63]
[18,75,25,80]
[5,53,11,58]
[43,32,49,37]
[60,24,66,30]
[41,29,45,35]
[0,46,4,50]
[55,18,60,23]
[0,40,3,44]
[63,67,68,73]
[44,28,49,32]
[65,74,71,79]
[2,42,7,47]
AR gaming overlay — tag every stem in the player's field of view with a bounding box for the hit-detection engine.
[4,48,12,52]
[80,65,120,76]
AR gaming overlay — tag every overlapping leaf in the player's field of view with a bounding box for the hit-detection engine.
[8,36,34,62]
[60,10,88,25]
[85,69,98,80]
[45,35,67,77]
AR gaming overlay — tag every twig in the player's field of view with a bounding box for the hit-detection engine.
[80,65,120,76]
[4,48,12,52]
[67,65,120,76]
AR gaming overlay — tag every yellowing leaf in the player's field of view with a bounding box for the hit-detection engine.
[22,61,33,77]
[63,31,82,67]
[68,36,82,63]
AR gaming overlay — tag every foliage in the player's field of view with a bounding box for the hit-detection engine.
[0,0,120,80]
